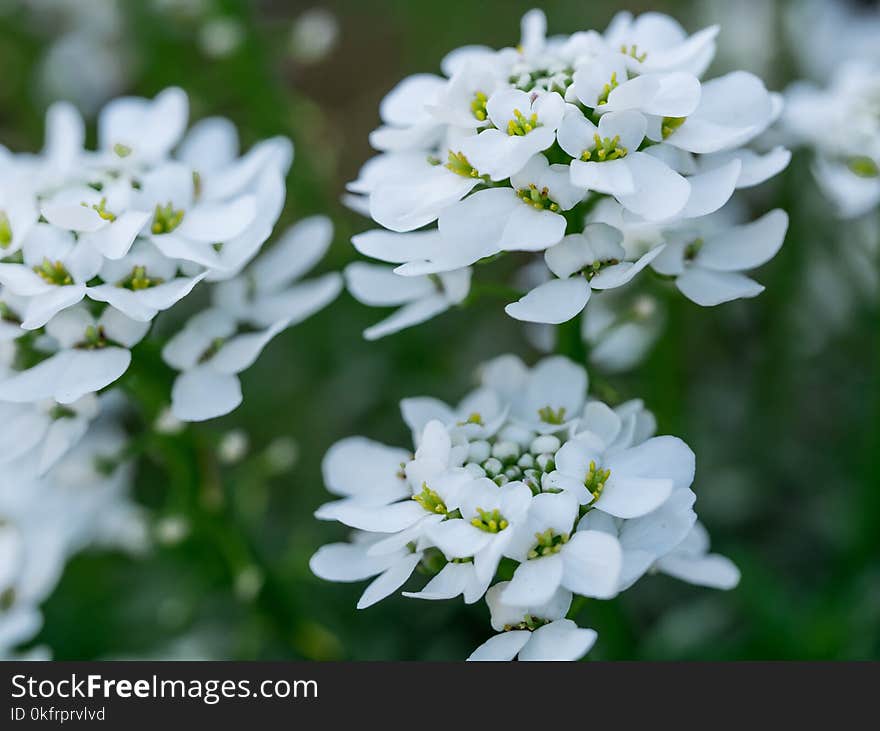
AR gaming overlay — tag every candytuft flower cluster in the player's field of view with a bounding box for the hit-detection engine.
[784,62,880,219]
[0,87,341,655]
[311,355,738,661]
[345,9,789,337]
[0,88,341,426]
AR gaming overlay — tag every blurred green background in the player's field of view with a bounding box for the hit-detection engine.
[2,0,878,660]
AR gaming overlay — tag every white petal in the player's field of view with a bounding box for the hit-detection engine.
[322,500,427,533]
[363,294,449,340]
[518,620,597,661]
[210,321,289,375]
[309,542,398,582]
[696,209,788,272]
[322,436,410,499]
[467,631,531,661]
[676,268,764,306]
[0,265,52,297]
[82,211,150,260]
[356,553,422,609]
[505,277,590,324]
[677,159,741,219]
[665,71,772,153]
[250,216,333,292]
[615,152,690,221]
[589,245,665,290]
[370,167,477,233]
[605,72,701,117]
[561,530,622,598]
[345,262,435,306]
[426,519,491,558]
[658,553,740,589]
[402,562,470,600]
[245,273,341,328]
[21,285,87,330]
[170,367,242,422]
[501,553,564,606]
[594,476,674,518]
[176,195,257,243]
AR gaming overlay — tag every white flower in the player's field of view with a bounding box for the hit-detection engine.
[97,86,189,168]
[0,223,102,330]
[506,223,664,324]
[602,11,719,76]
[345,262,470,340]
[369,74,447,152]
[546,413,694,519]
[87,240,208,322]
[501,491,623,605]
[425,477,532,587]
[580,486,698,590]
[468,582,597,661]
[651,209,788,306]
[0,305,147,405]
[558,106,690,221]
[0,394,99,476]
[481,354,587,434]
[662,72,777,154]
[458,89,565,180]
[161,308,293,422]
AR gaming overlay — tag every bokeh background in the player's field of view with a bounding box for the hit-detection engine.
[2,0,878,660]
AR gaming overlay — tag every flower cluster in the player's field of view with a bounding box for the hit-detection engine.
[784,62,880,219]
[0,410,145,659]
[0,88,341,434]
[344,9,789,337]
[311,355,738,661]
[0,87,341,656]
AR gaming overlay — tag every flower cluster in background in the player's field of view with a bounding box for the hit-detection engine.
[344,9,789,343]
[0,87,340,655]
[311,355,738,660]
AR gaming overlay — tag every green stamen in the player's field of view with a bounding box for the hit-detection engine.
[457,412,484,426]
[503,614,552,631]
[445,150,486,180]
[661,116,686,139]
[82,197,116,222]
[0,212,12,248]
[507,107,540,136]
[77,325,107,350]
[581,133,628,162]
[471,91,489,122]
[596,72,620,106]
[620,44,647,63]
[470,507,509,533]
[151,202,185,234]
[117,265,165,291]
[33,258,73,286]
[198,337,226,363]
[847,156,879,178]
[516,184,559,211]
[527,528,569,559]
[537,405,566,425]
[50,404,77,420]
[412,483,448,515]
[582,257,620,280]
[684,237,704,261]
[584,459,611,502]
